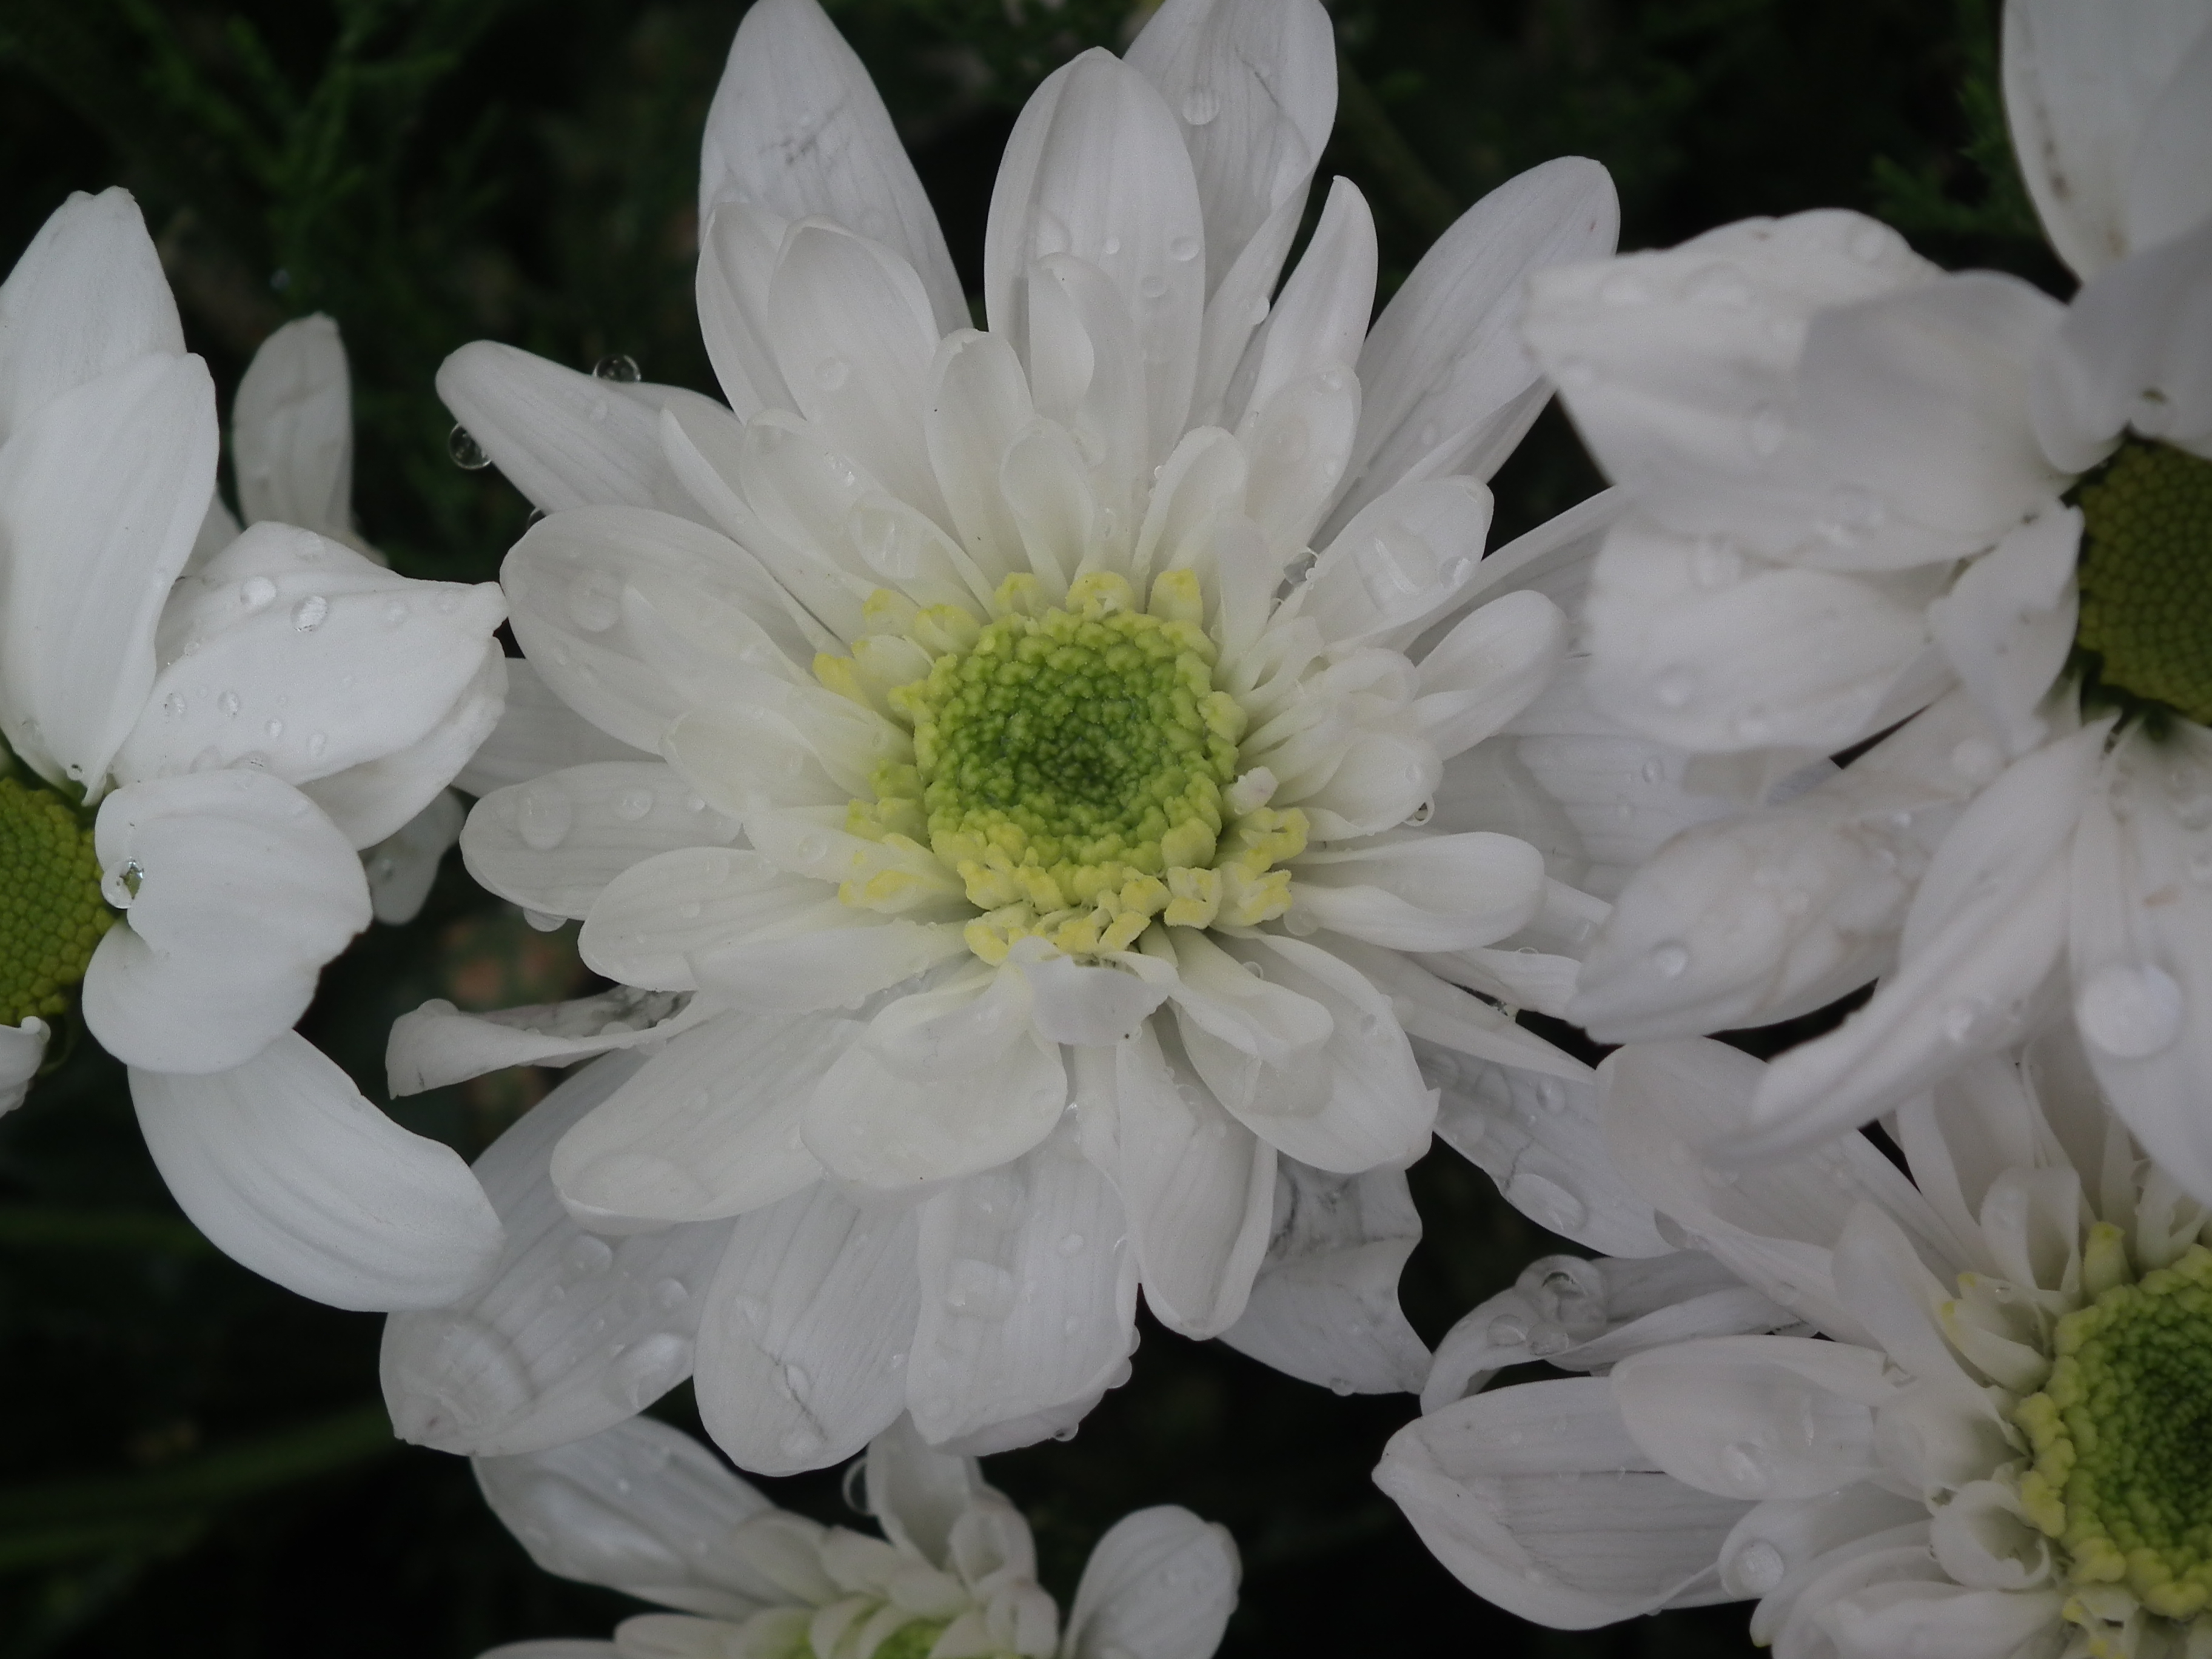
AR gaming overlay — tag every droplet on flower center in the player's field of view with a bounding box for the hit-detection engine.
[2074,440,2212,726]
[2015,1243,2212,1621]
[0,776,115,1026]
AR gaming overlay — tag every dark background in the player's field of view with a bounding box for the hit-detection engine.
[0,0,2051,1652]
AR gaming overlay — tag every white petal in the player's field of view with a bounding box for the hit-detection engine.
[2068,737,2212,1201]
[0,187,182,444]
[1819,1580,2062,1659]
[862,1414,984,1567]
[694,201,796,421]
[1076,1025,1274,1338]
[2031,216,2212,469]
[1581,512,1939,754]
[577,845,831,990]
[1926,508,2079,756]
[985,51,1206,468]
[380,1053,732,1455]
[1747,728,2103,1157]
[84,770,368,1073]
[926,330,1039,592]
[1332,157,1618,531]
[1716,1484,1929,1609]
[185,491,242,575]
[1335,937,1594,1081]
[232,313,355,540]
[2123,23,2212,257]
[473,1416,779,1618]
[465,764,742,923]
[385,985,708,1095]
[1375,1377,1750,1627]
[550,1009,843,1225]
[364,789,466,925]
[1410,589,1568,757]
[301,639,509,848]
[436,343,708,518]
[1236,367,1361,565]
[2001,0,2212,276]
[699,0,965,332]
[113,523,506,792]
[0,351,215,790]
[502,504,820,752]
[456,657,652,797]
[479,1643,618,1659]
[908,1125,1139,1452]
[690,913,969,1015]
[1061,1507,1239,1659]
[0,1019,47,1115]
[694,1183,918,1473]
[1016,952,1172,1047]
[1423,1048,1671,1259]
[133,1030,502,1309]
[1218,1160,1428,1393]
[1236,176,1374,423]
[1291,830,1544,951]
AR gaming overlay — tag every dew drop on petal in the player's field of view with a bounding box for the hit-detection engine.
[1486,1315,1529,1347]
[592,354,640,382]
[603,1333,693,1412]
[612,787,655,821]
[1720,1441,1768,1488]
[292,594,329,632]
[2077,962,2183,1059]
[1650,941,1691,979]
[517,785,574,851]
[1057,1231,1085,1256]
[816,357,851,391]
[264,718,284,740]
[1138,274,1168,301]
[1179,87,1219,126]
[1732,1539,1786,1594]
[1168,232,1201,261]
[240,575,277,610]
[448,424,491,469]
[382,598,409,628]
[563,1235,614,1277]
[163,692,186,719]
[1655,666,1698,708]
[218,689,242,718]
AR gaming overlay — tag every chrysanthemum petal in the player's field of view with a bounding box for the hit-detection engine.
[1062,1506,1240,1659]
[303,642,509,849]
[456,659,652,797]
[232,313,356,541]
[0,1021,46,1116]
[363,790,466,926]
[385,986,711,1095]
[466,764,742,926]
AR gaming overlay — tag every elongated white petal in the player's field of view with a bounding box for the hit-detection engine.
[1238,176,1373,423]
[133,1031,501,1309]
[1926,507,2079,756]
[2002,0,2212,277]
[2123,24,2212,257]
[908,1125,1140,1452]
[0,187,183,445]
[385,985,707,1095]
[1292,831,1544,951]
[364,789,466,925]
[1423,1047,1670,1259]
[1076,1024,1274,1339]
[986,50,1206,468]
[1219,1161,1427,1393]
[1333,934,1594,1081]
[1411,589,1568,757]
[578,845,828,991]
[700,0,965,332]
[456,657,652,796]
[1061,1506,1239,1659]
[805,1019,1068,1190]
[84,770,367,1073]
[464,764,740,923]
[232,313,355,540]
[381,1053,732,1455]
[1375,1377,1750,1627]
[1016,953,1173,1047]
[0,350,215,790]
[694,1183,918,1473]
[1820,1579,2063,1659]
[926,330,1039,591]
[862,1414,984,1567]
[551,1009,845,1225]
[1746,728,2104,1156]
[113,524,506,791]
[1332,158,1618,531]
[474,1416,779,1618]
[0,1019,46,1116]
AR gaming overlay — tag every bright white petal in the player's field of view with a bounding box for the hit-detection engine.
[455,657,652,797]
[84,771,368,1073]
[364,789,466,925]
[550,1009,843,1225]
[1297,477,1498,653]
[2123,24,2212,256]
[232,313,355,541]
[908,1125,1140,1452]
[1061,1506,1239,1659]
[464,763,742,923]
[384,985,708,1095]
[474,1415,779,1618]
[694,1183,919,1473]
[1819,1579,2063,1659]
[1375,1377,1749,1627]
[1291,831,1544,951]
[0,1019,46,1115]
[1412,589,1569,757]
[380,1053,732,1455]
[1926,507,2079,755]
[699,0,965,332]
[1236,176,1373,424]
[0,351,215,790]
[1218,1160,1428,1394]
[133,1030,502,1310]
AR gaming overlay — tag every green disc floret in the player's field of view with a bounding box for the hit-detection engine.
[0,775,112,1026]
[2016,1244,2212,1620]
[2075,440,2212,726]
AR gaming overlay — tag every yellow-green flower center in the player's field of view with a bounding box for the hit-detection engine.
[2017,1244,2212,1621]
[2075,440,2212,726]
[827,572,1306,962]
[0,774,113,1027]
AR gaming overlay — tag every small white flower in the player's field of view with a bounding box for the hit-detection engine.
[1380,1028,2212,1658]
[378,0,1679,1467]
[0,189,510,1309]
[472,1413,1237,1659]
[1515,0,2212,1185]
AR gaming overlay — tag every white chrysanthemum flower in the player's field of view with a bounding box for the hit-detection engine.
[376,0,1671,1468]
[471,1413,1236,1659]
[0,188,511,1309]
[1512,0,2212,1179]
[1380,1029,2212,1659]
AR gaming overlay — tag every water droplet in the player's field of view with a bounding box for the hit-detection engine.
[1651,941,1690,979]
[1404,799,1435,826]
[307,732,327,760]
[1941,998,1987,1045]
[563,570,622,632]
[1486,1315,1530,1347]
[2077,962,2182,1059]
[240,575,277,610]
[104,859,146,907]
[1168,232,1201,261]
[382,597,409,628]
[1138,274,1168,301]
[603,1333,692,1412]
[264,718,284,740]
[292,594,329,632]
[1732,1539,1786,1594]
[781,1362,811,1398]
[517,785,574,851]
[1526,1324,1571,1357]
[816,357,851,391]
[1719,1441,1767,1488]
[797,834,830,862]
[1639,756,1666,785]
[563,1235,614,1276]
[779,1427,823,1460]
[941,1258,1017,1319]
[217,689,242,719]
[1057,1232,1085,1256]
[448,425,490,469]
[1655,666,1697,708]
[1746,405,1786,458]
[593,353,640,382]
[1179,87,1219,125]
[612,786,655,821]
[1099,235,1122,256]
[163,692,186,718]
